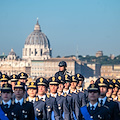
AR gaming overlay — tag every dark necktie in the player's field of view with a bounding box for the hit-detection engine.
[31,100,33,103]
[91,106,94,110]
[100,100,103,106]
[4,104,8,109]
[17,102,20,105]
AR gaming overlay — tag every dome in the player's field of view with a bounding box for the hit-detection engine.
[9,49,16,56]
[25,19,50,48]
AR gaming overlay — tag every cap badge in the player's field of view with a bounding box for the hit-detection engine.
[31,82,34,86]
[77,74,80,78]
[58,76,61,80]
[72,76,75,80]
[52,77,55,82]
[112,79,116,83]
[2,74,5,79]
[17,81,21,85]
[21,73,24,77]
[91,84,95,88]
[65,75,68,80]
[40,78,43,83]
[100,78,104,83]
[5,84,8,88]
[13,75,15,79]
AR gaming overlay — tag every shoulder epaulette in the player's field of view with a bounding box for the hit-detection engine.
[35,97,39,102]
[26,97,29,101]
[87,103,89,107]
[24,99,26,103]
[12,100,15,105]
[107,98,110,102]
[104,105,109,109]
[47,94,50,98]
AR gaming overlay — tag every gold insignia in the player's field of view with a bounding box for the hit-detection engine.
[87,103,89,107]
[52,77,55,82]
[100,78,104,83]
[36,97,38,101]
[40,78,43,82]
[107,79,109,82]
[65,75,68,80]
[4,84,8,88]
[77,74,80,78]
[112,79,116,83]
[21,73,24,77]
[13,75,15,79]
[31,82,34,86]
[26,97,29,101]
[17,81,21,85]
[2,74,5,79]
[72,76,75,80]
[118,80,120,83]
[58,76,61,80]
[91,84,95,88]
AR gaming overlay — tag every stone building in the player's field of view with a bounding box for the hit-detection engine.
[22,19,52,60]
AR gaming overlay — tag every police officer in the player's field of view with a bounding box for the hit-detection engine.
[18,72,28,98]
[36,77,61,120]
[10,74,18,91]
[0,83,22,120]
[14,81,35,120]
[69,75,80,120]
[95,77,120,120]
[55,61,71,77]
[79,83,111,120]
[56,75,70,120]
[0,74,10,88]
[26,82,38,103]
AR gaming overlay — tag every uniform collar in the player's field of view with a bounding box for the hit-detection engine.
[2,99,11,108]
[28,97,36,103]
[89,102,98,110]
[98,96,107,105]
[77,87,83,92]
[15,98,24,105]
[38,95,46,101]
[63,89,69,94]
[50,93,57,98]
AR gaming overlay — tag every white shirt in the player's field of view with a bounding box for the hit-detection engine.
[2,99,11,108]
[50,93,57,98]
[98,96,107,105]
[77,87,83,92]
[28,97,36,103]
[38,95,46,101]
[89,102,98,110]
[63,89,70,94]
[15,98,24,105]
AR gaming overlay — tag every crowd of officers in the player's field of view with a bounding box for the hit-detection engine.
[0,61,120,120]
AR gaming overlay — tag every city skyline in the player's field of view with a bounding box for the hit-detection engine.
[0,0,120,58]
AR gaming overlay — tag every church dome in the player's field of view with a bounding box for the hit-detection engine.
[25,19,50,48]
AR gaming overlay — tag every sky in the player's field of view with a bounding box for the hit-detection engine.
[0,0,120,58]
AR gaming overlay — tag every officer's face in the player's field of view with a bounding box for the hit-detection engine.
[1,81,8,87]
[49,85,58,94]
[99,87,107,97]
[14,88,25,99]
[77,81,83,87]
[88,91,99,101]
[58,84,64,92]
[70,82,77,89]
[59,66,65,71]
[106,88,113,98]
[38,85,47,96]
[27,89,37,97]
[64,82,70,89]
[1,92,12,102]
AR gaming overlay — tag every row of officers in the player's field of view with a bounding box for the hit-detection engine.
[0,71,120,120]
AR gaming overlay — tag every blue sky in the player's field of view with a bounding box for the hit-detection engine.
[0,0,120,57]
